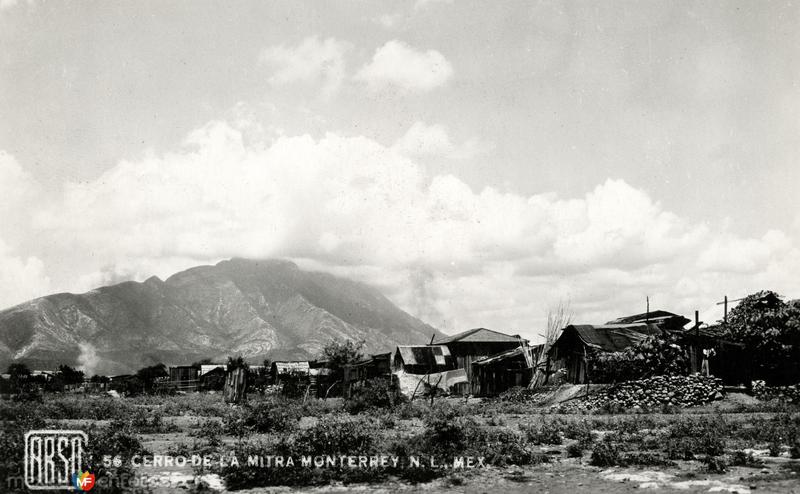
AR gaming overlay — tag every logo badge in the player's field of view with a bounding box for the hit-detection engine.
[71,471,95,491]
[24,430,88,490]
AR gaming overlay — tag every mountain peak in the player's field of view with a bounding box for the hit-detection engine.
[0,259,441,374]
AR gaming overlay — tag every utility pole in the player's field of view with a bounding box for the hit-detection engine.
[716,295,745,324]
[695,310,699,337]
[646,296,650,324]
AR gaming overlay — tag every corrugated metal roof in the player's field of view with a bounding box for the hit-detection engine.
[200,364,225,376]
[396,345,451,366]
[273,361,310,374]
[605,310,688,325]
[433,327,522,344]
[565,324,663,352]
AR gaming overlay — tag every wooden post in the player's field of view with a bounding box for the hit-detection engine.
[646,296,650,323]
[224,367,247,404]
[695,310,699,336]
[724,296,728,324]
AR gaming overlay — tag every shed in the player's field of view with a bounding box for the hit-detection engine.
[199,366,226,391]
[549,323,664,383]
[680,324,749,385]
[432,328,526,394]
[471,345,542,396]
[169,365,199,383]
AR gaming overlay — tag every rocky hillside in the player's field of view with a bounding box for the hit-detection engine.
[0,259,441,375]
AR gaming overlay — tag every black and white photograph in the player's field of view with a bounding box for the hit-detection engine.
[1,1,799,492]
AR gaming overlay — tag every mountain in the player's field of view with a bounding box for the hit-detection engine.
[0,258,442,375]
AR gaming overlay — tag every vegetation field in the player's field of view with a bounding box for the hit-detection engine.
[2,389,800,493]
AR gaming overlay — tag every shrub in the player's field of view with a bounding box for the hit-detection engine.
[344,377,405,414]
[622,452,672,466]
[221,414,381,489]
[590,442,623,467]
[422,403,482,454]
[521,421,563,445]
[241,399,300,433]
[480,430,549,467]
[192,420,224,447]
[729,450,763,467]
[703,455,727,474]
[790,436,800,459]
[88,425,149,493]
[566,443,584,458]
[587,333,689,383]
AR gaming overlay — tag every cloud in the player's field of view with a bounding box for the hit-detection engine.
[0,238,50,308]
[413,0,454,11]
[260,36,351,98]
[393,121,491,160]
[354,40,453,92]
[26,116,799,337]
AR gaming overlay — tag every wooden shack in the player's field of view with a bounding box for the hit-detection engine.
[471,346,540,396]
[549,323,663,384]
[432,328,526,395]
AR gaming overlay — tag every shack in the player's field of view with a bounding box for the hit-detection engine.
[432,328,527,395]
[680,324,749,385]
[471,344,542,396]
[167,365,199,392]
[549,323,663,383]
[199,366,226,391]
[270,361,310,385]
[343,352,393,398]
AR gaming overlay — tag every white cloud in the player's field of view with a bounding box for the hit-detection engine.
[393,121,491,160]
[354,40,453,92]
[413,0,454,11]
[25,117,799,337]
[260,36,351,98]
[0,238,50,308]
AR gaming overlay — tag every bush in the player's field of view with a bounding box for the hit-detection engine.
[87,425,149,493]
[587,333,689,383]
[703,455,727,474]
[729,450,763,467]
[344,377,405,414]
[521,421,563,445]
[590,442,623,467]
[566,443,584,458]
[621,452,672,466]
[192,420,224,447]
[221,414,382,489]
[241,399,300,433]
[479,429,549,467]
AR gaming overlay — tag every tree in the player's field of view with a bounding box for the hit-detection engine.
[724,290,800,384]
[7,362,31,384]
[530,300,572,388]
[322,339,364,372]
[135,363,168,393]
[226,355,249,371]
[58,364,85,386]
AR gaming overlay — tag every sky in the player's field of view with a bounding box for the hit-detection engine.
[0,0,798,341]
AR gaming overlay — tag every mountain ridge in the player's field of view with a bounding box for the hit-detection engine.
[0,258,442,375]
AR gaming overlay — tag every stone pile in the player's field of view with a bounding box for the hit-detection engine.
[557,374,724,412]
[752,380,800,403]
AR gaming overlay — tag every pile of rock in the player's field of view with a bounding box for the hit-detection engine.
[557,374,724,412]
[752,380,800,403]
